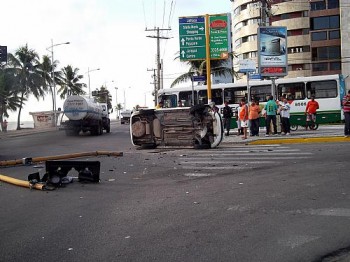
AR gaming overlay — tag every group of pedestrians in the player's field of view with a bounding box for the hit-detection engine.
[221,94,323,139]
[223,98,263,140]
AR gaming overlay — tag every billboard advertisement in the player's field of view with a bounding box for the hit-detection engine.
[258,26,288,77]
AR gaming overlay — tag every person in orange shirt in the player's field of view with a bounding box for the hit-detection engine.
[239,98,249,139]
[305,96,319,130]
[249,100,261,136]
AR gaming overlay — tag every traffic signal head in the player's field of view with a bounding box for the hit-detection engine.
[0,46,7,63]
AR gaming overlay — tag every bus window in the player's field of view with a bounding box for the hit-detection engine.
[250,85,271,102]
[159,95,177,108]
[212,89,223,105]
[278,82,305,100]
[198,89,223,105]
[224,87,247,104]
[198,90,208,104]
[306,80,337,98]
[179,91,197,106]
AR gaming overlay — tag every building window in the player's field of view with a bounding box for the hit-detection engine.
[310,1,326,11]
[311,31,327,41]
[312,63,328,71]
[329,16,340,28]
[330,62,341,70]
[328,0,339,9]
[329,30,340,39]
[312,46,340,61]
[303,29,310,35]
[311,15,339,30]
[281,13,290,20]
[328,46,341,59]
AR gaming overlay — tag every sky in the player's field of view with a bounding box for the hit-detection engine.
[2,0,231,122]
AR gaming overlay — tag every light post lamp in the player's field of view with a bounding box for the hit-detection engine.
[87,67,100,98]
[124,86,131,110]
[47,39,70,127]
[115,87,119,119]
[115,87,118,105]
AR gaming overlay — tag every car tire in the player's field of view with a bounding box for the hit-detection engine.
[140,143,157,149]
[194,143,211,150]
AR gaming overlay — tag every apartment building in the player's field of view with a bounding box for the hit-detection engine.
[230,0,349,86]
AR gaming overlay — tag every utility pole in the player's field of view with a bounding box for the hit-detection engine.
[146,27,171,96]
[147,68,157,106]
[260,0,271,26]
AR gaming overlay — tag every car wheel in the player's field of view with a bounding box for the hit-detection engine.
[140,143,157,149]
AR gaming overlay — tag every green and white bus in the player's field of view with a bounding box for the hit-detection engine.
[158,74,347,128]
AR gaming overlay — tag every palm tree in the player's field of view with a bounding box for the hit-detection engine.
[170,53,237,88]
[0,66,22,130]
[57,65,85,99]
[7,44,45,130]
[94,86,112,110]
[38,55,56,111]
[115,103,123,119]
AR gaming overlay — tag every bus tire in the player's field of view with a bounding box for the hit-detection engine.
[310,123,319,130]
[290,125,298,131]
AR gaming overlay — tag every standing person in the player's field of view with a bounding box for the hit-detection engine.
[305,96,319,130]
[222,101,233,136]
[235,102,243,135]
[248,100,260,136]
[210,102,219,113]
[178,100,183,107]
[279,96,291,135]
[2,119,8,132]
[239,98,249,139]
[342,90,350,137]
[264,95,278,136]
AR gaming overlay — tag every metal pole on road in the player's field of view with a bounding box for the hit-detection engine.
[47,40,70,127]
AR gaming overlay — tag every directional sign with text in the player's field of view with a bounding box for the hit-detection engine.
[179,16,206,61]
[209,14,229,59]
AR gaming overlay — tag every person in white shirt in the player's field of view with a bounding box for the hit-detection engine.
[279,96,291,135]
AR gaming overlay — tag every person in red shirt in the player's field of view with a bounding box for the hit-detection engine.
[305,96,319,130]
[239,98,249,139]
[342,90,350,137]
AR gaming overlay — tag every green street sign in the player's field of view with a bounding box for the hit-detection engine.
[209,14,229,59]
[179,16,206,61]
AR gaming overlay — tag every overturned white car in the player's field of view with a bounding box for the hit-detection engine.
[130,105,223,149]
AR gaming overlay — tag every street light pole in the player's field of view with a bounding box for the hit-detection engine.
[47,39,70,127]
[115,87,119,119]
[123,86,131,110]
[87,67,100,98]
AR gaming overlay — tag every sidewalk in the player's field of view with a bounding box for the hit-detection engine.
[221,125,349,145]
[0,126,59,139]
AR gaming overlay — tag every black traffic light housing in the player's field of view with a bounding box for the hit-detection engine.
[0,46,7,63]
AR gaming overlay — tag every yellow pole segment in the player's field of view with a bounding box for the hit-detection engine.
[205,14,212,103]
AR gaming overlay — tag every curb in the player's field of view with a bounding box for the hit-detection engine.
[248,136,350,145]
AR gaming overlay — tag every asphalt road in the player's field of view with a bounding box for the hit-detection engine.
[1,123,350,262]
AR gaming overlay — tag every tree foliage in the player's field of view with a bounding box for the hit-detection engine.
[170,53,237,88]
[1,43,85,130]
[57,65,85,99]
